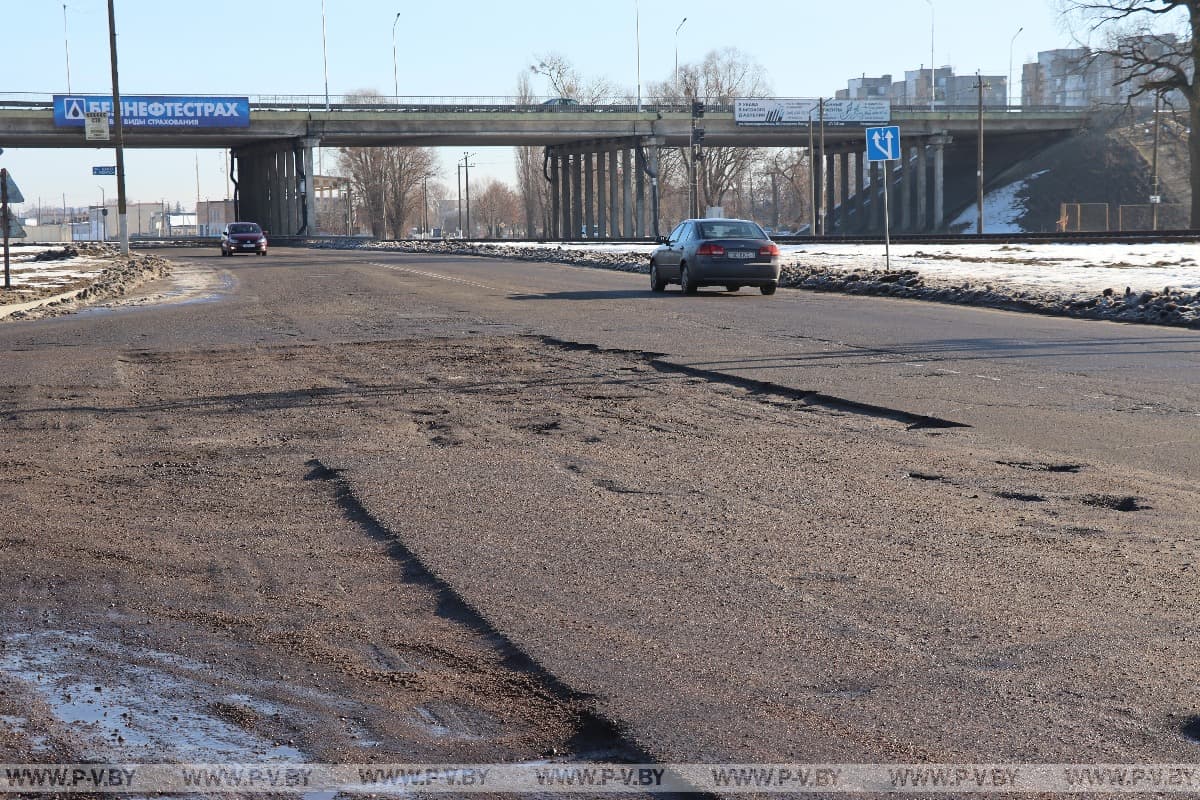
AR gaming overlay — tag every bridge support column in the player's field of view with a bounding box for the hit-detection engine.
[596,152,607,239]
[548,151,560,240]
[559,153,571,241]
[825,154,836,235]
[837,152,849,233]
[854,152,865,234]
[608,149,619,240]
[899,146,911,232]
[571,154,583,241]
[931,133,951,232]
[916,142,928,232]
[299,139,317,236]
[645,137,662,239]
[635,148,646,238]
[584,152,595,240]
[622,149,633,238]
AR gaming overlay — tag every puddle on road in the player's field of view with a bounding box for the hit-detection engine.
[0,630,304,761]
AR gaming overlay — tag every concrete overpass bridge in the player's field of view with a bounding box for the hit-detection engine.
[0,96,1089,239]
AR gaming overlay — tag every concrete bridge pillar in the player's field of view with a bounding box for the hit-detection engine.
[635,148,646,238]
[622,149,633,237]
[559,153,571,241]
[571,153,584,241]
[596,152,607,239]
[931,133,951,232]
[548,151,560,240]
[854,152,865,233]
[608,149,619,240]
[584,152,595,240]
[899,146,911,232]
[917,142,929,232]
[837,152,850,233]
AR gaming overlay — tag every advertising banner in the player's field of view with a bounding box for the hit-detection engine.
[53,96,251,129]
[734,98,890,127]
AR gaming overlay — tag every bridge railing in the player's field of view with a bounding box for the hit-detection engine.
[0,93,1088,117]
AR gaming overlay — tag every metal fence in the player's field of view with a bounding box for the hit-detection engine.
[1060,202,1189,232]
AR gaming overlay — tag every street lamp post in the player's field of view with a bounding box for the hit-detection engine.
[97,184,105,240]
[321,0,330,110]
[634,0,642,111]
[923,0,935,110]
[1008,27,1024,109]
[62,3,72,93]
[391,12,401,100]
[674,17,687,87]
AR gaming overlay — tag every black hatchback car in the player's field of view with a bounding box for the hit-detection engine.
[649,218,781,295]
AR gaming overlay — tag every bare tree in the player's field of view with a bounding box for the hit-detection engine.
[648,48,772,216]
[514,72,550,238]
[1061,1,1200,223]
[334,90,439,238]
[473,180,521,237]
[528,53,618,103]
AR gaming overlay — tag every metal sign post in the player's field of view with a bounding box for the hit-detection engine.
[1,168,9,289]
[865,125,901,273]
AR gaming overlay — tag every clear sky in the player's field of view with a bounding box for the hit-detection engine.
[0,0,1113,213]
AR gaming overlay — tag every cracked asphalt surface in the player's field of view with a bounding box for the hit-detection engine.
[0,246,1198,786]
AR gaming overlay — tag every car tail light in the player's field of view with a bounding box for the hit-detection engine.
[697,243,726,256]
[759,244,780,257]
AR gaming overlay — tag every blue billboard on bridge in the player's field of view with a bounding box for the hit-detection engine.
[53,95,251,129]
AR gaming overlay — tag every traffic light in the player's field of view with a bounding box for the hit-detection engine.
[691,100,705,118]
[692,127,705,146]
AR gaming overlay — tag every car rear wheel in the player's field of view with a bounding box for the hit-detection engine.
[650,263,666,292]
[725,284,741,293]
[760,283,777,296]
[680,265,698,295]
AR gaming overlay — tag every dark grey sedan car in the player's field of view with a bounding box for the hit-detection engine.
[649,218,781,295]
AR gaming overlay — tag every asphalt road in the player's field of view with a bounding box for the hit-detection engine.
[285,246,1199,476]
[2,245,1198,777]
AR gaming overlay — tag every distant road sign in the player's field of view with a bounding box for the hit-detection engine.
[93,166,117,176]
[85,111,110,141]
[865,125,901,162]
[1,171,23,204]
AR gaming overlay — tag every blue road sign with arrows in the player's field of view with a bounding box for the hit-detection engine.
[865,125,901,162]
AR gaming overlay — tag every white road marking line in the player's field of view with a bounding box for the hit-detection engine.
[371,262,505,292]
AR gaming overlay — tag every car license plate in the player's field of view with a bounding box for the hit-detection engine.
[730,250,754,259]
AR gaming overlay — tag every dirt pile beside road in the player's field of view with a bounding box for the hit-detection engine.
[2,246,171,321]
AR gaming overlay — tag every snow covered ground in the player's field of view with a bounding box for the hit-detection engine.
[509,241,1200,296]
[0,245,114,300]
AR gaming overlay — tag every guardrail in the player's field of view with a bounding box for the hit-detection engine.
[0,94,1091,116]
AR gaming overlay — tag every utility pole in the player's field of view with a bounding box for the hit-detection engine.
[1151,89,1162,231]
[690,101,704,218]
[807,110,816,234]
[460,152,477,238]
[107,0,129,254]
[818,98,826,236]
[975,72,988,235]
[456,163,463,236]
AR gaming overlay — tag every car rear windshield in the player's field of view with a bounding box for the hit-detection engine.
[698,221,766,240]
[230,224,261,234]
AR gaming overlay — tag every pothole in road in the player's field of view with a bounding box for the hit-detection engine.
[995,491,1047,502]
[1081,494,1150,512]
[0,631,305,761]
[997,460,1085,473]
